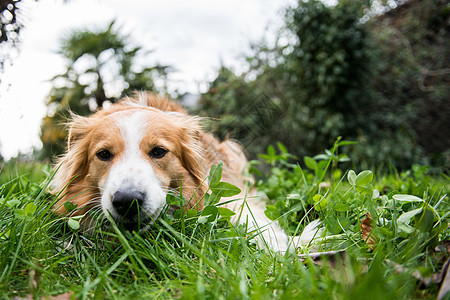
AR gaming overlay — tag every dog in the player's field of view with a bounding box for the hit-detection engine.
[52,92,321,252]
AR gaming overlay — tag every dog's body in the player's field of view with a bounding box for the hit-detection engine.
[53,92,316,252]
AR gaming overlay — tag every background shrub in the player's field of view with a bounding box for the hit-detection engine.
[195,0,449,171]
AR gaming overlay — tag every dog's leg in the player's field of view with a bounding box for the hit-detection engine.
[290,219,324,250]
[228,193,324,253]
[236,197,289,252]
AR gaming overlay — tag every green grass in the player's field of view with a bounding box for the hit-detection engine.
[0,143,448,299]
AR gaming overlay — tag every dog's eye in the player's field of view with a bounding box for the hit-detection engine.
[149,147,168,158]
[96,149,113,161]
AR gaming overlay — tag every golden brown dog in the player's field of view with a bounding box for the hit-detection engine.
[52,92,321,252]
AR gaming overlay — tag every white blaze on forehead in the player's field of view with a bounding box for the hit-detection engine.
[100,109,166,222]
[116,110,148,159]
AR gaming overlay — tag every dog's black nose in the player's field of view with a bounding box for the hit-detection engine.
[111,190,145,217]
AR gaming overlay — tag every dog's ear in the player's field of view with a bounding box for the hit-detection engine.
[66,115,90,151]
[171,115,209,208]
[52,115,96,214]
[65,114,100,178]
[177,117,205,185]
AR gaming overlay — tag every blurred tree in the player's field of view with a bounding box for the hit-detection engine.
[197,0,449,170]
[0,0,27,70]
[40,21,168,159]
[198,0,374,161]
[367,0,450,168]
[287,0,373,153]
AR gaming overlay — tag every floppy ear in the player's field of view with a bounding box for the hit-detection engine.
[51,115,95,214]
[66,115,90,151]
[172,115,210,209]
[62,115,93,175]
[178,118,206,185]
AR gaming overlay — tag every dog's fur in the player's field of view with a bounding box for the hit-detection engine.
[52,92,317,252]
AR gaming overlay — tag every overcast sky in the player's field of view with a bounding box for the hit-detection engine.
[0,0,294,160]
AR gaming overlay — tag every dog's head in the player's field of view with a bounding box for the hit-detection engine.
[52,97,207,230]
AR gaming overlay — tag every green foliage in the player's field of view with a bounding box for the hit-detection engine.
[255,142,449,269]
[0,147,448,299]
[0,0,25,71]
[39,21,169,159]
[168,162,239,224]
[195,0,449,171]
[364,0,450,169]
[290,0,371,129]
[195,66,281,157]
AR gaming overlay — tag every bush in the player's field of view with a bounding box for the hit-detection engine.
[196,0,449,171]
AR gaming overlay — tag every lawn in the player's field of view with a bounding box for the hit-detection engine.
[0,142,449,299]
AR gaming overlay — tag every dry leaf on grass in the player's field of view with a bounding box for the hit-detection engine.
[361,212,377,250]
